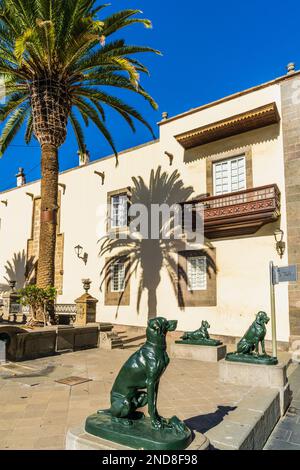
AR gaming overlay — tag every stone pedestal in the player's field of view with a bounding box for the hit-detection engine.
[66,425,210,451]
[219,360,291,416]
[2,287,23,322]
[75,293,98,326]
[170,342,227,362]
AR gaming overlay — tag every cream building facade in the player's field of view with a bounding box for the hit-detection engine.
[1,68,300,348]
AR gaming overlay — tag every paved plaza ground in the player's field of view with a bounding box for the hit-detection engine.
[0,345,298,450]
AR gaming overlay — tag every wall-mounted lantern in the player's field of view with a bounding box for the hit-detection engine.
[58,183,66,195]
[74,245,88,265]
[164,151,174,166]
[274,228,286,259]
[94,171,105,185]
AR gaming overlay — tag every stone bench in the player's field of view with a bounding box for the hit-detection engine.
[56,324,100,352]
[0,325,57,361]
[0,322,124,361]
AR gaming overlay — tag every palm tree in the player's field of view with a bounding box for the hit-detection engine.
[0,1,159,298]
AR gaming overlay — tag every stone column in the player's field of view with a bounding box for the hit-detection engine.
[74,279,98,326]
[281,75,300,340]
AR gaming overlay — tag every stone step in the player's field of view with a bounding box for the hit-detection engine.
[110,340,124,349]
[112,328,146,350]
[205,388,281,450]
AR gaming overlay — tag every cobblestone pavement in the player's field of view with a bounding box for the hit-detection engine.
[0,347,294,450]
[264,364,300,450]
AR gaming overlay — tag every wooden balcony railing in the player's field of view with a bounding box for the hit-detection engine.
[184,184,281,238]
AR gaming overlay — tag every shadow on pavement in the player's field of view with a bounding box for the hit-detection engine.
[184,405,237,434]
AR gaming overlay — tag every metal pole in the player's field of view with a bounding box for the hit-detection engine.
[269,261,277,358]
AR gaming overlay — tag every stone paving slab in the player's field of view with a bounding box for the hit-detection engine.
[0,348,293,450]
[264,365,300,450]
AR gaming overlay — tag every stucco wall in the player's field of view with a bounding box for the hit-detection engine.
[0,82,291,341]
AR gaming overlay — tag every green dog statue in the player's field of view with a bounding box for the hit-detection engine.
[177,320,222,346]
[226,311,278,365]
[85,317,193,450]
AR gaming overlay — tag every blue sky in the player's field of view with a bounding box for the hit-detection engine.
[0,0,299,192]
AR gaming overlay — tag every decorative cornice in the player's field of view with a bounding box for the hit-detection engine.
[175,102,280,149]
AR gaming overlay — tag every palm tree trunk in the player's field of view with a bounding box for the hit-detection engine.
[36,143,58,291]
[147,287,158,320]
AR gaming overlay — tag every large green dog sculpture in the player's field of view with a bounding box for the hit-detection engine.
[226,311,278,365]
[109,317,179,429]
[85,317,192,450]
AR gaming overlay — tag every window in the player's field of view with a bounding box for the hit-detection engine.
[213,155,246,195]
[111,194,128,228]
[187,256,207,291]
[111,261,125,292]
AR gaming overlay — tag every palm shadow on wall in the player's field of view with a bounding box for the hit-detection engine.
[99,166,216,320]
[0,250,36,292]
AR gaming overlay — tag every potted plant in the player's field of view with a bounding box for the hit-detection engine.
[18,285,57,327]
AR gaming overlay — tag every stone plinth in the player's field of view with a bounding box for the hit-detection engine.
[170,342,227,362]
[66,425,210,451]
[219,360,291,416]
[74,293,98,326]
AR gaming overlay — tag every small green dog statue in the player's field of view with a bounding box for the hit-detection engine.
[177,320,222,346]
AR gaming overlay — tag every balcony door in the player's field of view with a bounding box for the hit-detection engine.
[213,155,246,195]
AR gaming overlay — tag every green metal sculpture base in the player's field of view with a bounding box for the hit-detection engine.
[226,352,278,365]
[85,410,193,450]
[176,338,222,347]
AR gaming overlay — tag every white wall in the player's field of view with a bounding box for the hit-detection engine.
[0,83,291,341]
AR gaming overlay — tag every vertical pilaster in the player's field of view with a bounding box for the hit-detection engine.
[281,77,300,337]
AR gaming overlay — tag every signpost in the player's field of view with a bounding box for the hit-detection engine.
[269,261,298,358]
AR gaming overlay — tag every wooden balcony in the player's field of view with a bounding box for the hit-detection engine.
[185,184,281,239]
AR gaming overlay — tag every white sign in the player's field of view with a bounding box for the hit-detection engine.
[272,265,298,285]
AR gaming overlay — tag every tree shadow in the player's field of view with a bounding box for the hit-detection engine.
[0,250,36,292]
[184,405,237,434]
[1,364,57,379]
[99,166,216,320]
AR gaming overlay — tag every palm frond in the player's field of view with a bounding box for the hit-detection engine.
[69,110,86,154]
[0,0,159,156]
[0,103,30,155]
